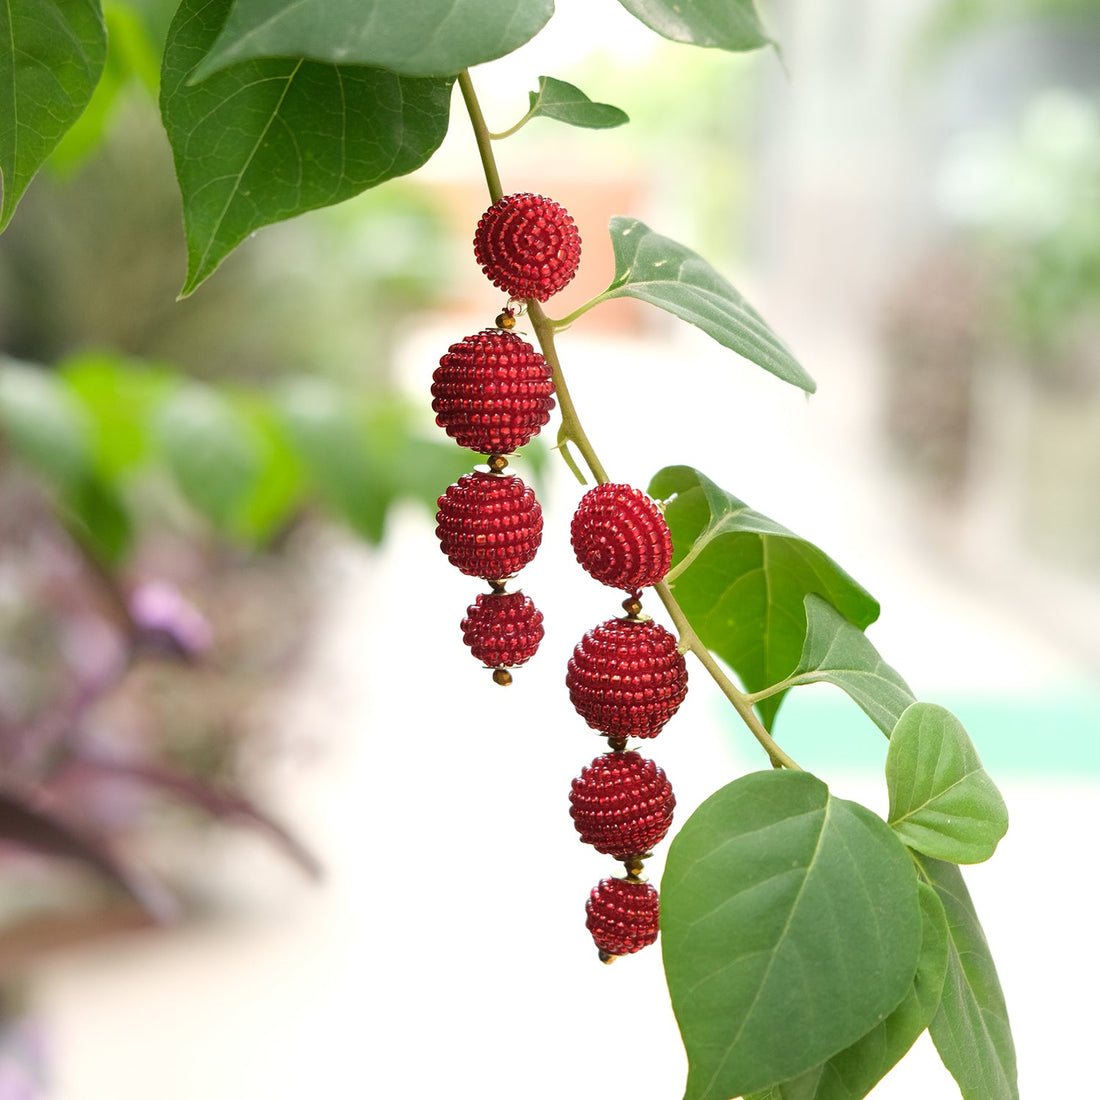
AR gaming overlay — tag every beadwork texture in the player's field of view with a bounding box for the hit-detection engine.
[432,329,555,455]
[570,483,673,592]
[461,591,544,669]
[585,877,660,958]
[569,751,675,859]
[566,617,688,739]
[436,472,543,580]
[473,193,582,302]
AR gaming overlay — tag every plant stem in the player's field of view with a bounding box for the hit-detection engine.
[457,70,801,772]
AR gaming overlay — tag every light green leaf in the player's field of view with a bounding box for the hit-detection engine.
[919,857,1019,1100]
[153,382,261,529]
[192,0,553,79]
[887,703,1009,864]
[0,358,92,484]
[758,594,916,736]
[746,880,949,1100]
[161,0,454,295]
[0,0,106,228]
[588,218,814,392]
[616,0,771,52]
[649,466,877,729]
[517,76,628,131]
[662,770,922,1100]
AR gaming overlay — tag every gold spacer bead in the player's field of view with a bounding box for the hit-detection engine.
[492,667,513,686]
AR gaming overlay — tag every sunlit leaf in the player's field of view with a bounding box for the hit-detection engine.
[919,857,1019,1100]
[587,219,814,391]
[0,0,106,228]
[887,703,1009,864]
[649,466,877,728]
[662,770,922,1100]
[161,0,454,294]
[193,0,553,79]
[616,0,770,51]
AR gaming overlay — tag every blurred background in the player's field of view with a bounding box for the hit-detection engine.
[0,0,1097,1096]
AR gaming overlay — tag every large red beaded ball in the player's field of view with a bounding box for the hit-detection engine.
[569,751,675,860]
[585,877,660,959]
[473,193,581,302]
[566,617,688,739]
[461,591,544,671]
[432,330,555,455]
[436,472,542,580]
[570,483,673,592]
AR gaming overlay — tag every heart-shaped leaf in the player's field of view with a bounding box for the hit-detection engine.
[161,0,454,294]
[662,770,922,1100]
[920,857,1019,1100]
[517,76,628,131]
[649,466,878,728]
[590,219,815,392]
[192,0,553,79]
[616,0,771,52]
[0,0,106,228]
[745,880,949,1100]
[887,703,1009,864]
[755,594,916,737]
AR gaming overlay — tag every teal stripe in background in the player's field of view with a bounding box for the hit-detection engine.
[726,683,1100,776]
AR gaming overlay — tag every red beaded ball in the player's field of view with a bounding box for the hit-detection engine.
[566,617,688,739]
[585,877,660,960]
[461,591,544,672]
[432,329,555,455]
[473,193,581,302]
[436,472,542,580]
[569,751,675,860]
[570,483,673,592]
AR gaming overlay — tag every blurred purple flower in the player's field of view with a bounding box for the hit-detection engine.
[128,581,212,658]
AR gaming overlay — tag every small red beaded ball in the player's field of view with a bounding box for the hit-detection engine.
[436,471,543,580]
[566,617,688,740]
[570,483,673,592]
[432,330,555,455]
[585,877,660,960]
[461,591,544,676]
[569,751,675,860]
[473,193,582,302]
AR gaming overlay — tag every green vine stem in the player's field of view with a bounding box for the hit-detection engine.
[458,70,801,773]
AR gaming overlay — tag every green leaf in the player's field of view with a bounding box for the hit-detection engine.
[0,358,92,484]
[192,0,553,79]
[746,881,949,1100]
[760,594,916,737]
[616,0,771,52]
[160,0,454,295]
[662,770,922,1100]
[153,382,261,529]
[519,76,628,131]
[0,0,106,228]
[919,857,1019,1100]
[886,703,1009,864]
[62,472,134,565]
[590,218,814,392]
[649,466,878,729]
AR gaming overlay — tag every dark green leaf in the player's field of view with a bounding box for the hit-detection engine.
[662,770,922,1100]
[746,881,949,1100]
[887,703,1009,864]
[520,76,628,130]
[616,0,771,52]
[193,0,553,79]
[153,382,262,529]
[0,0,106,228]
[0,358,92,484]
[62,472,134,565]
[161,0,454,294]
[919,857,1019,1100]
[649,466,878,728]
[757,594,916,737]
[589,219,814,392]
